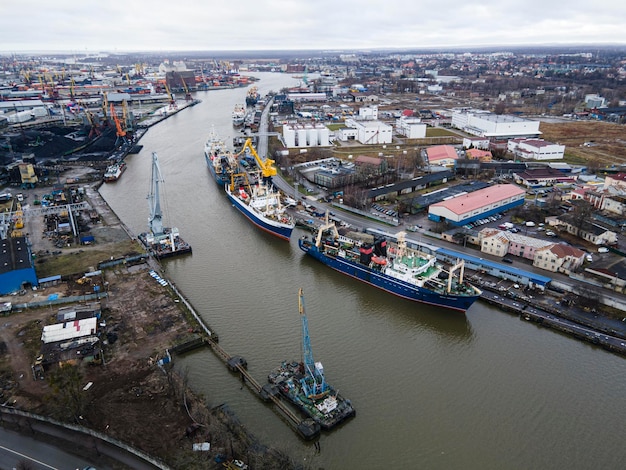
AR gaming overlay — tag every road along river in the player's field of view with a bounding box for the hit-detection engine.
[100,72,626,470]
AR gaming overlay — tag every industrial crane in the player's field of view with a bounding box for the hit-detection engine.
[164,82,177,110]
[298,288,328,399]
[237,138,276,182]
[110,103,127,146]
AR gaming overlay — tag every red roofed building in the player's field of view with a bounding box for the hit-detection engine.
[426,145,459,168]
[355,155,387,177]
[428,184,526,226]
[465,148,492,162]
[533,244,586,273]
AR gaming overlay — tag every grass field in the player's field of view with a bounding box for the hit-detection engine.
[539,121,626,166]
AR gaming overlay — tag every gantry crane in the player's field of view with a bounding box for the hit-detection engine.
[237,138,276,182]
[298,288,328,399]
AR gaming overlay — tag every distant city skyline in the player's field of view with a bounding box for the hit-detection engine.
[1,0,625,53]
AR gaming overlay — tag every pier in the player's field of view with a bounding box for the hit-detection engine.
[205,338,321,440]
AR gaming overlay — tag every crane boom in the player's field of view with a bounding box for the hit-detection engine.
[237,138,276,181]
[298,288,328,398]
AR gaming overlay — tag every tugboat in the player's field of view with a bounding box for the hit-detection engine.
[138,152,192,259]
[268,288,355,430]
[103,161,126,182]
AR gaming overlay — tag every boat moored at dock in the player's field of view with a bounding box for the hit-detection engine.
[204,126,239,186]
[138,152,192,259]
[103,161,127,182]
[232,103,245,126]
[225,171,295,241]
[268,289,355,430]
[299,216,481,312]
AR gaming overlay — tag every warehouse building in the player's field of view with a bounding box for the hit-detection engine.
[428,184,526,226]
[452,111,541,139]
[0,236,38,294]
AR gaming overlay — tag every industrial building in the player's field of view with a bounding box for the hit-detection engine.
[428,184,526,226]
[0,236,38,294]
[337,119,392,144]
[452,110,541,139]
[396,117,427,139]
[507,138,565,160]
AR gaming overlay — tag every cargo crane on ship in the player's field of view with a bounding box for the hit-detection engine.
[237,138,276,183]
[298,288,328,398]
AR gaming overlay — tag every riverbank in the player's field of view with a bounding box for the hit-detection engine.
[0,183,302,469]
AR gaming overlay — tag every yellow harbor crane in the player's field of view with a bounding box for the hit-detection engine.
[237,138,277,181]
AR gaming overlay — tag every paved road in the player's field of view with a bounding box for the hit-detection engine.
[0,426,98,470]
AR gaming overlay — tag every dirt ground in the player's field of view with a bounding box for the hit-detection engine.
[0,180,298,469]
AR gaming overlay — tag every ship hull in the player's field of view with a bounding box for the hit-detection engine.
[298,238,480,312]
[204,152,232,186]
[226,187,294,241]
[138,230,192,260]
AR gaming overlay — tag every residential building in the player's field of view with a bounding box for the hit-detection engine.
[533,244,586,273]
[550,213,618,246]
[355,155,387,177]
[425,145,459,168]
[465,148,493,162]
[479,228,554,260]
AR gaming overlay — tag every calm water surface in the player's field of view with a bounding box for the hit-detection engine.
[100,73,626,469]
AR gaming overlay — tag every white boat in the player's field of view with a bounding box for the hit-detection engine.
[225,171,295,241]
[232,103,245,126]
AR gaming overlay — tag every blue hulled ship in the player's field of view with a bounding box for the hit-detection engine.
[299,218,481,312]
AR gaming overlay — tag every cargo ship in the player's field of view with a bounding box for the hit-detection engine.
[138,152,192,259]
[204,126,239,186]
[268,289,355,430]
[298,217,481,312]
[232,103,245,126]
[225,171,295,241]
[245,86,259,107]
[103,161,126,182]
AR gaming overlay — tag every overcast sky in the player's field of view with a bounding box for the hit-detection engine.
[1,0,625,53]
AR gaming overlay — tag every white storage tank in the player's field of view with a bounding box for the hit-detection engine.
[283,124,296,147]
[316,124,330,146]
[296,125,307,147]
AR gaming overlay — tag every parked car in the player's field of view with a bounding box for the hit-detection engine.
[598,247,609,253]
[502,257,513,264]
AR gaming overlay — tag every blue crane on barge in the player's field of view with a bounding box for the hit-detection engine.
[299,288,328,398]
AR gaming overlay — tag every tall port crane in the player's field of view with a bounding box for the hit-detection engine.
[110,103,128,146]
[164,82,177,110]
[298,288,328,399]
[237,138,276,182]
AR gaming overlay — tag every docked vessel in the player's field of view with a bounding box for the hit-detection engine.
[298,217,482,312]
[138,152,192,259]
[268,288,355,430]
[103,161,126,182]
[204,126,239,186]
[245,86,259,107]
[232,103,245,126]
[225,170,295,241]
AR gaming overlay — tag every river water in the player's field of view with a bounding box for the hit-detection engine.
[99,73,626,470]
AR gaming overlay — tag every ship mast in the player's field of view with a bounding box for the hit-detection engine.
[148,152,164,236]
